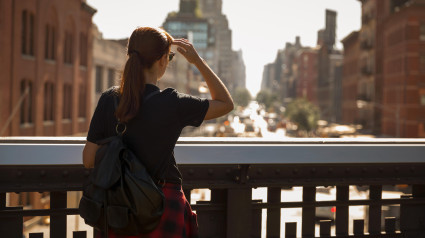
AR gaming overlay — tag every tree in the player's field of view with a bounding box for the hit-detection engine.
[256,90,279,110]
[233,87,251,107]
[285,98,320,132]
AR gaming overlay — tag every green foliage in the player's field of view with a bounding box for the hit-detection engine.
[285,98,320,132]
[256,90,279,110]
[233,87,251,107]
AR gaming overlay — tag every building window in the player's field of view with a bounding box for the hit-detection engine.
[64,31,73,64]
[63,84,72,119]
[95,65,103,93]
[80,33,88,66]
[420,22,425,41]
[21,11,27,54]
[78,83,86,118]
[20,79,33,125]
[421,55,425,73]
[44,24,56,60]
[21,11,35,56]
[44,82,54,121]
[108,68,115,88]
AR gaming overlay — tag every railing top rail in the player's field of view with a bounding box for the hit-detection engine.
[1,137,425,165]
[1,136,425,144]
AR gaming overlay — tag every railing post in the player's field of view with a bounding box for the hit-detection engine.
[368,185,382,235]
[400,185,425,238]
[50,191,67,238]
[285,222,297,238]
[0,192,23,238]
[385,217,396,234]
[353,219,364,235]
[252,199,262,238]
[319,220,331,237]
[29,233,44,238]
[196,189,226,238]
[0,192,5,208]
[267,187,281,238]
[335,186,349,236]
[73,231,87,238]
[302,186,315,238]
[227,187,252,238]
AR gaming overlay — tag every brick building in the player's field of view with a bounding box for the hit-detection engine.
[341,31,361,125]
[380,0,425,137]
[0,0,96,137]
[0,0,96,225]
[343,0,425,137]
[295,48,319,105]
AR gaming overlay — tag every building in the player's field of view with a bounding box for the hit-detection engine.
[341,31,361,126]
[231,49,246,90]
[295,47,319,105]
[163,0,246,95]
[92,25,126,113]
[281,38,304,104]
[261,63,276,92]
[162,0,213,96]
[379,0,425,137]
[0,0,96,227]
[345,0,425,137]
[260,37,302,105]
[0,0,96,137]
[198,0,233,90]
[317,10,344,123]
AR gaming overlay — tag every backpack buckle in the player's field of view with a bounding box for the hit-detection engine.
[116,122,127,135]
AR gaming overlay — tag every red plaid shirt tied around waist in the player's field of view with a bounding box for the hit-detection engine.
[97,183,199,238]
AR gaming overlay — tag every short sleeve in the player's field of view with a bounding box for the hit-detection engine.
[176,91,209,127]
[86,94,108,143]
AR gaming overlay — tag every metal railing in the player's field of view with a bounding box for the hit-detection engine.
[1,137,425,238]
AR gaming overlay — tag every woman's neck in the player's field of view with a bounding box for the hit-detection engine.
[144,70,159,85]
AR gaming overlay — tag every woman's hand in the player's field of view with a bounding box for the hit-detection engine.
[172,39,202,65]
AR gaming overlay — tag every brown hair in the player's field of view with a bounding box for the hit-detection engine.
[115,27,173,122]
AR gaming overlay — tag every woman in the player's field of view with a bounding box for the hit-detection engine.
[82,27,233,237]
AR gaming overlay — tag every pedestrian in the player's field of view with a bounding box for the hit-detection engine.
[82,27,234,237]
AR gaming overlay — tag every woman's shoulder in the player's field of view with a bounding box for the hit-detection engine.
[161,87,200,99]
[96,86,119,108]
[102,86,120,97]
[161,87,177,94]
[159,87,181,99]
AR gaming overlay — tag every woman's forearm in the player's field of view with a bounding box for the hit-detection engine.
[194,58,233,108]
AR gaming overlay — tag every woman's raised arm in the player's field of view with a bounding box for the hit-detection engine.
[172,39,234,120]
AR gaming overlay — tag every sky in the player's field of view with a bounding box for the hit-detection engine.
[86,0,361,97]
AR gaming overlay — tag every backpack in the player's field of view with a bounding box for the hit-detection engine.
[79,90,164,236]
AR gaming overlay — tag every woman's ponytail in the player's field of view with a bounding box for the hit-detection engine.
[115,27,173,123]
[115,53,146,122]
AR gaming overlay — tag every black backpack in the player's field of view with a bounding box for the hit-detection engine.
[79,90,164,236]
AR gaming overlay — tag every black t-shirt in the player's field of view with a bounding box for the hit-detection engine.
[87,84,209,184]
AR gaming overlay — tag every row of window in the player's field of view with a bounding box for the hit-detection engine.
[20,79,87,125]
[22,10,88,66]
[95,66,117,93]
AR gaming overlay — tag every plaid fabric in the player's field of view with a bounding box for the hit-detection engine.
[97,183,199,238]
